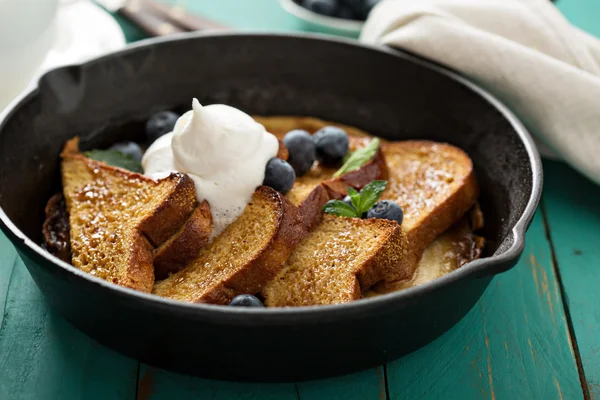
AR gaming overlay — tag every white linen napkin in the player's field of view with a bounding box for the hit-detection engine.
[360,0,600,185]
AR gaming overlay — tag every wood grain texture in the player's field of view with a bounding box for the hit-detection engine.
[0,1,596,400]
[296,367,387,400]
[385,211,584,400]
[0,236,138,400]
[542,160,600,398]
[136,365,298,400]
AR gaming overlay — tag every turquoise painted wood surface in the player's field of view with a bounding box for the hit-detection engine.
[385,211,583,400]
[0,236,138,400]
[0,1,599,399]
[542,160,600,399]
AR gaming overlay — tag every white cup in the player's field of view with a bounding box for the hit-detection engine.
[0,0,59,109]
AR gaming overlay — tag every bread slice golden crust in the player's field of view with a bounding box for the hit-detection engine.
[379,140,479,279]
[61,138,209,292]
[366,208,485,296]
[153,186,305,304]
[153,200,212,279]
[262,215,408,306]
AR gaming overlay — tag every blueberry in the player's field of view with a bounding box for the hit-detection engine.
[283,130,316,176]
[145,111,179,143]
[302,0,339,16]
[109,141,144,163]
[229,294,264,307]
[342,195,353,207]
[313,126,349,165]
[263,158,296,195]
[366,200,404,225]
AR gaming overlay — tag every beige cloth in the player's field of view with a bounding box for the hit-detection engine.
[361,0,600,185]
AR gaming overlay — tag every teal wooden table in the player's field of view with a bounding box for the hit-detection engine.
[1,1,599,399]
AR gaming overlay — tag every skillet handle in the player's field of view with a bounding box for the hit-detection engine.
[466,231,525,279]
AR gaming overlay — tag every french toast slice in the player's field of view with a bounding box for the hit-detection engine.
[262,215,408,306]
[262,140,478,306]
[378,141,479,280]
[153,186,305,304]
[365,206,485,296]
[61,138,211,292]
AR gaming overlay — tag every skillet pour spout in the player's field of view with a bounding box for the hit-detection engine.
[0,33,541,382]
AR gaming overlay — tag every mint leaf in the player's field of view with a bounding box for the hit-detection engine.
[341,150,354,164]
[85,150,143,173]
[322,200,359,218]
[357,180,388,214]
[333,138,380,178]
[346,187,361,212]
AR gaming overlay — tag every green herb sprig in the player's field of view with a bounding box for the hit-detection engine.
[85,150,144,173]
[333,138,380,178]
[322,180,388,218]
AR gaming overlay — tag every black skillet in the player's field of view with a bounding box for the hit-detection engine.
[0,33,542,382]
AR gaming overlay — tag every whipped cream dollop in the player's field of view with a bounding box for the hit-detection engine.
[142,99,279,236]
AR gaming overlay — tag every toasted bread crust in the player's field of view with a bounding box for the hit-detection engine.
[380,140,479,279]
[355,220,410,287]
[203,189,305,304]
[369,211,485,295]
[126,233,155,293]
[153,200,212,279]
[296,184,331,231]
[262,216,409,306]
[153,186,305,304]
[60,137,209,293]
[138,175,198,247]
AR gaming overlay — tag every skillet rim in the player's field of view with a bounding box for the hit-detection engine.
[0,32,542,322]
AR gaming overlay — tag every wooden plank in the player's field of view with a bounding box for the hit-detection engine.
[0,234,138,400]
[296,366,387,400]
[0,233,18,330]
[542,160,600,398]
[137,365,298,400]
[154,0,304,32]
[385,211,584,400]
[137,363,386,400]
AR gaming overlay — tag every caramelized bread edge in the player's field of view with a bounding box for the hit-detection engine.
[355,220,410,289]
[124,232,156,292]
[137,173,198,246]
[200,186,305,305]
[382,141,480,284]
[153,200,213,279]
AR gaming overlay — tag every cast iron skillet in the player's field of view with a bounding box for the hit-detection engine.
[0,33,542,382]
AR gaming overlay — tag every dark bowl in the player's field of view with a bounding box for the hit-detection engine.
[0,33,541,382]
